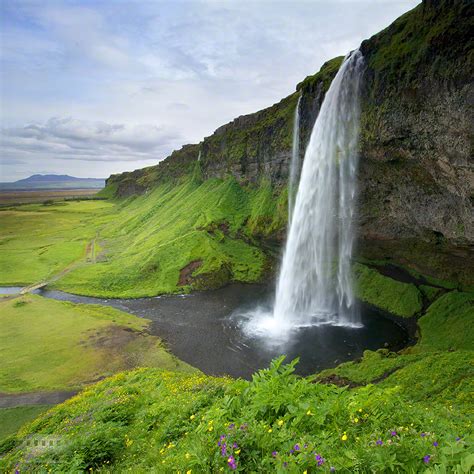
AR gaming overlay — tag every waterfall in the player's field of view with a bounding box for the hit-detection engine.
[273,50,364,328]
[288,95,302,224]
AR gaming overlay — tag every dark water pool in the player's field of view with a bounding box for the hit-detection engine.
[7,284,409,379]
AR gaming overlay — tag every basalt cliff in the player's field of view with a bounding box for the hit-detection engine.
[104,0,473,290]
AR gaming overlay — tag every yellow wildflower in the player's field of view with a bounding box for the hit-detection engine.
[185,453,191,459]
[341,432,348,441]
[186,471,192,474]
[208,426,214,432]
[268,428,273,433]
[190,415,195,420]
[354,418,359,423]
[358,408,362,412]
[306,410,312,416]
[277,419,284,426]
[235,449,241,455]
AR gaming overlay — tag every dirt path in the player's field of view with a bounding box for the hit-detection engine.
[0,390,78,408]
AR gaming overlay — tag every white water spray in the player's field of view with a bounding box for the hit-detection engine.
[288,95,302,224]
[273,50,364,329]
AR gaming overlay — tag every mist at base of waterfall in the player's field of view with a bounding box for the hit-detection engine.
[239,305,363,348]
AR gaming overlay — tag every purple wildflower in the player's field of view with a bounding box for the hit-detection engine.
[289,449,294,454]
[456,437,461,442]
[283,462,288,468]
[423,455,431,464]
[315,454,325,466]
[390,431,397,437]
[228,423,235,430]
[294,444,300,451]
[330,468,336,472]
[433,441,439,447]
[421,432,426,438]
[304,443,308,448]
[221,443,227,457]
[227,455,237,470]
[272,451,278,458]
[376,440,383,446]
[233,442,239,449]
[240,423,248,431]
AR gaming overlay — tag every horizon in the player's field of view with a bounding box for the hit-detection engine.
[1,0,419,182]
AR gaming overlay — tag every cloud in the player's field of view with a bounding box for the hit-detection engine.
[1,118,182,163]
[0,0,419,180]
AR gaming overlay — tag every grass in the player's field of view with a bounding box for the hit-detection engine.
[353,263,423,317]
[0,406,51,442]
[50,176,285,297]
[0,294,194,393]
[0,200,114,286]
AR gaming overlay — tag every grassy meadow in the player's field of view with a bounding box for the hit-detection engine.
[0,294,194,393]
[0,200,114,286]
[1,291,472,472]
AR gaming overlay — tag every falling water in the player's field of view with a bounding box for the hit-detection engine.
[273,50,364,328]
[288,95,302,223]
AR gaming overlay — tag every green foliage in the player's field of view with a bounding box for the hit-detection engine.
[0,294,194,393]
[416,292,474,352]
[353,263,423,317]
[1,358,472,473]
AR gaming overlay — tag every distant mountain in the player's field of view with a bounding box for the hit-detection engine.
[0,174,105,190]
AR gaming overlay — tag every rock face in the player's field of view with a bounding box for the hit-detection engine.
[105,0,473,287]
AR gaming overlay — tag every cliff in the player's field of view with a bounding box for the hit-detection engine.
[104,0,473,288]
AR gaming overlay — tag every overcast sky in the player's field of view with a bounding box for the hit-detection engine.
[0,0,419,181]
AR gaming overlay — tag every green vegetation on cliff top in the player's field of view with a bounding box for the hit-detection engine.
[1,290,472,472]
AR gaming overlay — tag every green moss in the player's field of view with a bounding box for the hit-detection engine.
[353,263,422,317]
[419,284,444,302]
[296,56,344,92]
[416,292,474,352]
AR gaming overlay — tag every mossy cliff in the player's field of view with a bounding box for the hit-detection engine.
[102,0,472,293]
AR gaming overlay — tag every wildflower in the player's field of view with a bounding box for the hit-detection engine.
[240,423,248,430]
[315,454,325,466]
[235,449,241,455]
[306,410,312,415]
[433,441,439,447]
[304,471,308,474]
[421,432,426,437]
[272,451,278,458]
[376,440,383,446]
[228,423,235,430]
[294,444,300,451]
[330,467,336,472]
[358,408,362,412]
[233,442,238,449]
[390,431,397,437]
[187,470,192,474]
[189,415,195,420]
[227,455,237,470]
[277,419,284,426]
[283,462,288,467]
[268,428,273,433]
[353,418,359,423]
[341,433,348,441]
[423,455,431,464]
[456,437,461,441]
[185,453,191,459]
[208,426,214,432]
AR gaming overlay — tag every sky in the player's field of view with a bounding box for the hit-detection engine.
[0,0,419,182]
